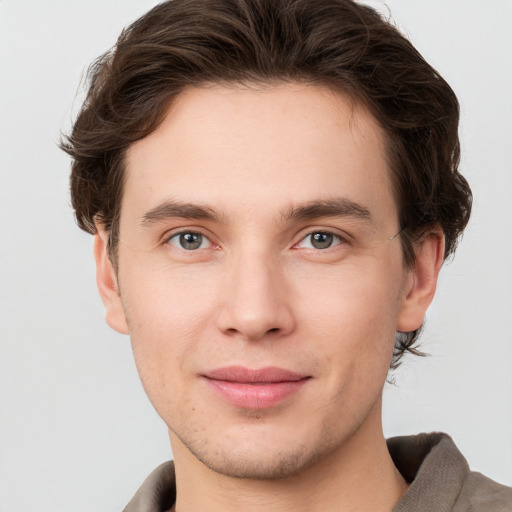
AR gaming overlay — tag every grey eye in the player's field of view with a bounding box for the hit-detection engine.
[168,232,210,250]
[297,231,342,250]
[310,232,334,249]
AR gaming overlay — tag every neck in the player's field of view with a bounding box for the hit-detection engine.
[169,401,407,512]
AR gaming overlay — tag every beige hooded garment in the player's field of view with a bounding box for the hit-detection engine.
[123,433,512,512]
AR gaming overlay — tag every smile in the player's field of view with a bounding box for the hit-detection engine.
[202,366,311,409]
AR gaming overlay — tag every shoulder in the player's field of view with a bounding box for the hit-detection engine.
[455,471,512,512]
[123,461,176,512]
[389,432,512,512]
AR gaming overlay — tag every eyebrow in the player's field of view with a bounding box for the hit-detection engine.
[140,200,224,227]
[140,197,373,228]
[281,198,373,224]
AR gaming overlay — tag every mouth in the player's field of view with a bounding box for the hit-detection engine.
[201,366,311,409]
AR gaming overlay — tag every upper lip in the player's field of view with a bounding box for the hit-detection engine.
[203,366,308,383]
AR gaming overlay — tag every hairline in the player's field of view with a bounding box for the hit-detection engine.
[104,79,423,270]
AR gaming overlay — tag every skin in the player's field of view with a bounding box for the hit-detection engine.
[95,83,444,512]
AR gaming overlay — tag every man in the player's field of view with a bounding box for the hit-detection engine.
[61,0,511,510]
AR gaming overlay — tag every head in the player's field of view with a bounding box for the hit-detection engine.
[63,0,471,366]
[62,0,472,479]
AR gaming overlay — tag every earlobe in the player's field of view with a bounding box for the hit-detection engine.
[94,228,129,335]
[396,228,445,333]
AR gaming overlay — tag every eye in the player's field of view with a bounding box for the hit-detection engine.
[167,231,211,250]
[296,231,343,250]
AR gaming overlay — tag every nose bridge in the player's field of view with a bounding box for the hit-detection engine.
[217,245,295,341]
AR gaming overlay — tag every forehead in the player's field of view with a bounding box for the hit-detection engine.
[123,82,397,229]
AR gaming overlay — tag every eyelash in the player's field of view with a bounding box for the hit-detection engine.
[166,231,213,251]
[164,229,348,252]
[294,231,345,250]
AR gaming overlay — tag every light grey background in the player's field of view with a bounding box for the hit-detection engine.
[0,1,511,510]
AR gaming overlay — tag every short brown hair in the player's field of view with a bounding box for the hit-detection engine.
[61,0,472,366]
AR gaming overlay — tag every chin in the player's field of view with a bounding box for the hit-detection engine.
[190,443,326,480]
[175,418,349,480]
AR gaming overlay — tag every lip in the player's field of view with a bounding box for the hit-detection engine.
[202,366,310,409]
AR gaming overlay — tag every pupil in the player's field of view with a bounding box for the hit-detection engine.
[312,232,333,249]
[180,233,202,250]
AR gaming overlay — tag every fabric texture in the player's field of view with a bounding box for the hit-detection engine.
[388,433,512,511]
[124,432,512,512]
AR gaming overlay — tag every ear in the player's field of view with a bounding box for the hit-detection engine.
[396,228,445,333]
[93,227,129,335]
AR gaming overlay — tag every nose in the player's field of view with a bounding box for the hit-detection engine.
[215,251,296,342]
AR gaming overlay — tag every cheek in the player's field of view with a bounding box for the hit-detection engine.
[290,259,404,372]
[293,259,403,332]
[118,261,221,391]
[121,255,220,330]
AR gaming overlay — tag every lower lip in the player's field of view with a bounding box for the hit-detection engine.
[204,378,309,409]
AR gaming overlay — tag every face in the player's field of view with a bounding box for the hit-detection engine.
[95,83,441,479]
